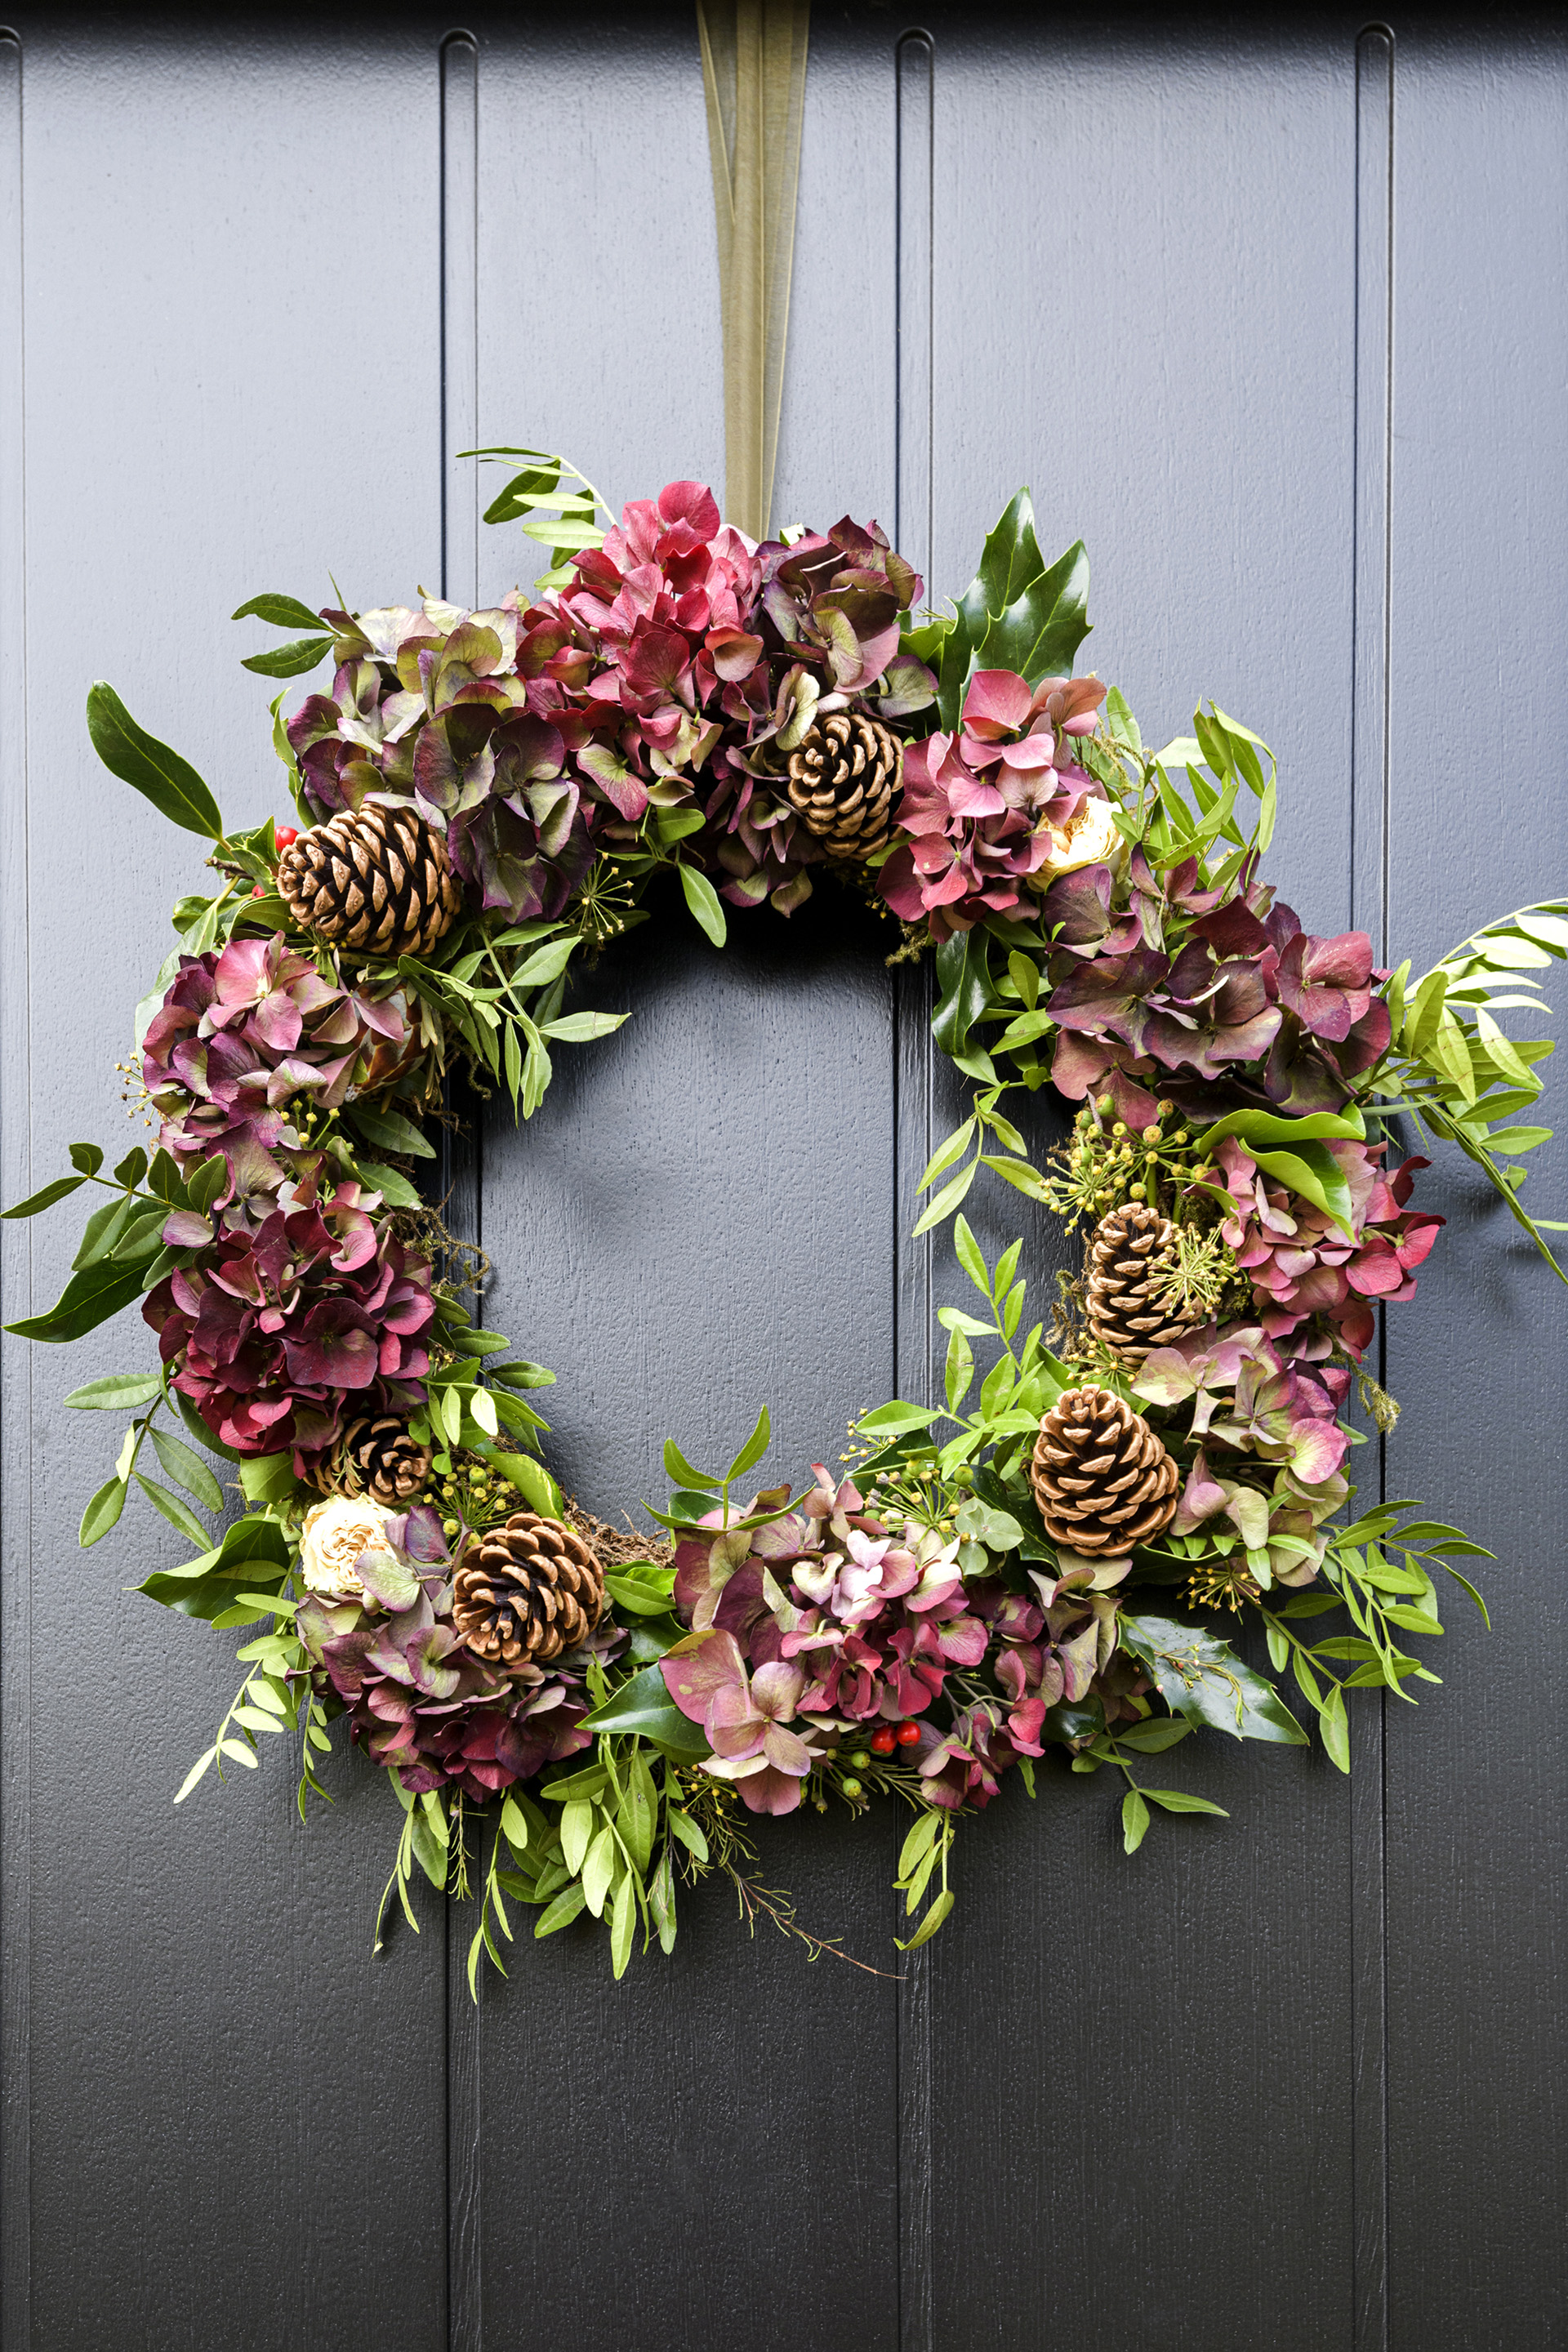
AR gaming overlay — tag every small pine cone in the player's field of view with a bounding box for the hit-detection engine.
[1085,1203,1201,1365]
[452,1511,605,1671]
[784,713,902,861]
[1029,1384,1179,1556]
[276,800,462,958]
[341,1414,431,1505]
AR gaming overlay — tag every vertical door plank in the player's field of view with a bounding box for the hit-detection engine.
[469,15,902,2350]
[0,29,32,2352]
[1382,24,1568,2352]
[912,14,1364,2348]
[9,13,452,2347]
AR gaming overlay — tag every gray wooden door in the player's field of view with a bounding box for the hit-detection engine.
[2,8,1563,2349]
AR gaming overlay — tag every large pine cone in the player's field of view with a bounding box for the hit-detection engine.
[341,1414,431,1504]
[784,713,901,861]
[1030,1384,1179,1556]
[1085,1204,1200,1364]
[276,801,462,958]
[452,1512,605,1671]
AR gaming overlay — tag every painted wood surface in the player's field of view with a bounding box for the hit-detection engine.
[0,8,1561,2348]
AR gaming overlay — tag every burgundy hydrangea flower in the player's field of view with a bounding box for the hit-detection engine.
[143,935,419,1202]
[881,669,1109,941]
[664,1468,990,1809]
[142,1181,434,1472]
[1045,858,1396,1128]
[1213,1138,1444,1357]
[310,1588,596,1802]
[557,479,764,792]
[660,1632,826,1815]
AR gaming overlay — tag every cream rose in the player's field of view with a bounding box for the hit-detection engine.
[299,1494,399,1603]
[1036,794,1125,878]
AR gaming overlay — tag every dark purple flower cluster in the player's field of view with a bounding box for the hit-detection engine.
[1045,855,1392,1129]
[143,934,419,1204]
[143,1178,434,1472]
[282,481,932,923]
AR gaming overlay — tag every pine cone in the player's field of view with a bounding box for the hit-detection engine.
[1085,1203,1200,1364]
[452,1512,605,1671]
[341,1414,431,1505]
[276,801,462,958]
[1029,1384,1179,1556]
[784,713,902,861]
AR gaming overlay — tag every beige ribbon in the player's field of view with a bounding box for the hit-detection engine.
[696,0,810,543]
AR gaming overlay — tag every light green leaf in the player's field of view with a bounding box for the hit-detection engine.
[678,863,728,947]
[535,1882,587,1938]
[952,1214,989,1295]
[149,1426,225,1512]
[912,1158,978,1235]
[133,1472,210,1545]
[581,1824,616,1918]
[78,1475,127,1548]
[173,1748,217,1803]
[1142,1788,1229,1817]
[65,1372,163,1410]
[1121,1788,1151,1853]
[895,1888,954,1951]
[560,1798,595,1876]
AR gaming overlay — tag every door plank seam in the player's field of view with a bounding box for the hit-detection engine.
[440,29,483,2352]
[894,29,935,2352]
[0,28,29,2351]
[1350,27,1394,2352]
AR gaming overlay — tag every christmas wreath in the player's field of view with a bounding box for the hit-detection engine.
[11,452,1565,1984]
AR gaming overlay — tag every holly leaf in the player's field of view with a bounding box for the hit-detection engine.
[1119,1612,1307,1744]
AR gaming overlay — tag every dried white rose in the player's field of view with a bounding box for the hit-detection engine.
[299,1494,399,1603]
[1037,794,1125,877]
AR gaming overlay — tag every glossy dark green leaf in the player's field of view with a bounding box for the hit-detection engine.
[932,929,991,1060]
[6,1258,147,1342]
[1120,1612,1307,1744]
[580,1664,711,1757]
[0,1174,85,1219]
[977,537,1091,684]
[724,1405,772,1486]
[86,682,225,838]
[240,635,333,678]
[231,590,327,631]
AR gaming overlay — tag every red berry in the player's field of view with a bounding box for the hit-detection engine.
[274,825,299,849]
[869,1726,897,1757]
[896,1720,921,1747]
[251,883,265,898]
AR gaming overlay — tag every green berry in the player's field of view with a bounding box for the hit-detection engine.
[840,1777,863,1799]
[849,1749,871,1770]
